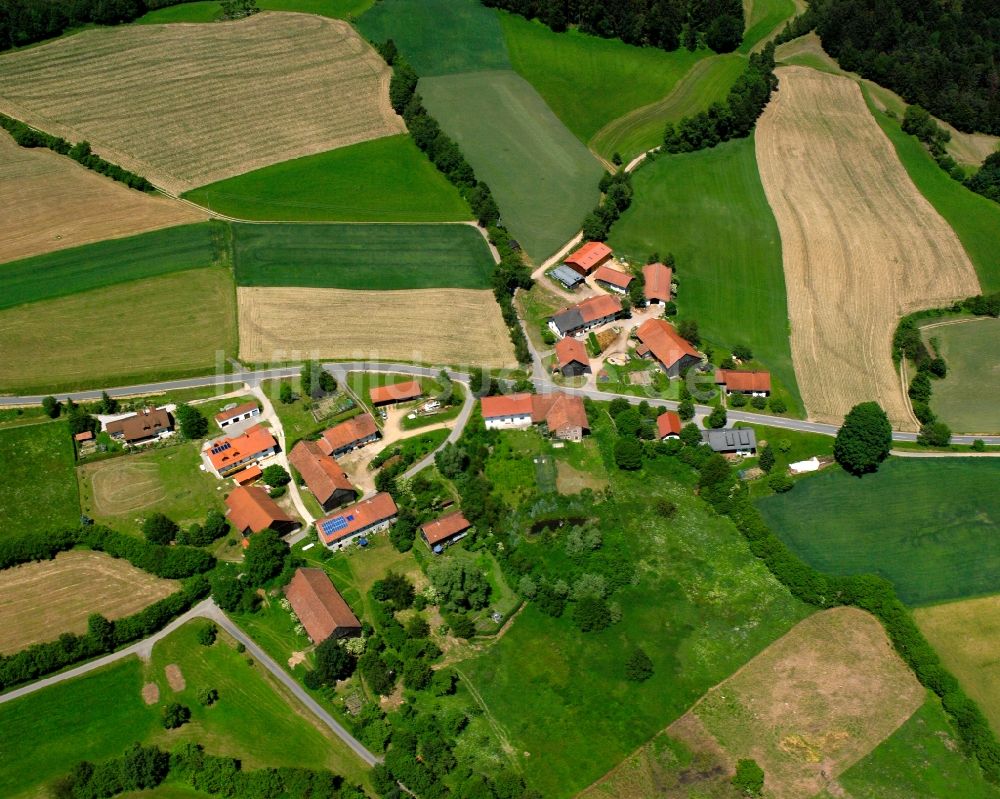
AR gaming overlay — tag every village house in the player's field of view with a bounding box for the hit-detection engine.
[553,336,590,377]
[284,567,361,642]
[549,294,622,338]
[205,423,278,478]
[715,369,772,397]
[592,264,633,295]
[421,510,472,553]
[550,264,585,290]
[480,392,590,442]
[289,440,356,511]
[634,318,701,378]
[643,262,673,305]
[563,241,612,276]
[214,401,260,429]
[702,428,757,456]
[656,410,682,439]
[105,407,173,445]
[318,413,380,457]
[370,380,423,407]
[317,491,398,549]
[225,485,297,537]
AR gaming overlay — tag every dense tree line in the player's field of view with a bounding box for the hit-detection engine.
[581,169,633,242]
[662,43,776,152]
[0,113,153,190]
[966,152,1000,205]
[480,0,746,54]
[805,0,1000,134]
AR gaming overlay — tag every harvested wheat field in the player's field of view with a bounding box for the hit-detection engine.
[0,135,204,264]
[0,550,178,654]
[582,608,924,799]
[238,286,517,368]
[756,67,980,428]
[0,13,403,194]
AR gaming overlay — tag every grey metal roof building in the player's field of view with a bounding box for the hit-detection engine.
[702,427,757,454]
[550,264,585,289]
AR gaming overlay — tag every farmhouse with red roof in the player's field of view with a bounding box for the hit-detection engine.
[563,241,612,275]
[319,413,380,457]
[656,411,682,439]
[421,511,472,553]
[285,568,361,642]
[205,423,278,478]
[715,369,772,396]
[548,294,622,338]
[634,319,701,378]
[316,492,398,549]
[480,392,590,441]
[225,485,297,537]
[553,336,590,377]
[289,440,356,511]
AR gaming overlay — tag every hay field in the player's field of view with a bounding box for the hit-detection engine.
[0,550,178,654]
[0,135,203,264]
[921,317,1000,433]
[582,608,924,799]
[238,286,517,368]
[0,13,403,194]
[755,67,980,428]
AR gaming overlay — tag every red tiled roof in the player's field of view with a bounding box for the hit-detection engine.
[553,293,623,325]
[289,440,354,506]
[317,492,398,545]
[635,319,699,369]
[554,337,589,369]
[285,568,360,642]
[592,264,633,289]
[370,380,423,405]
[225,485,295,535]
[319,413,378,455]
[421,511,472,546]
[480,393,534,419]
[643,262,673,303]
[214,401,259,423]
[656,411,682,438]
[531,393,589,434]
[716,369,772,393]
[74,431,94,441]
[206,424,276,472]
[564,241,612,273]
[232,464,262,485]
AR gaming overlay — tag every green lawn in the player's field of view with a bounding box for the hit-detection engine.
[836,694,1000,799]
[757,458,1000,606]
[0,421,80,535]
[863,87,1000,293]
[356,0,510,76]
[183,136,472,222]
[499,12,708,147]
[922,318,1000,434]
[260,377,362,445]
[232,222,495,289]
[740,0,797,53]
[609,137,802,415]
[137,0,372,23]
[420,70,603,262]
[0,223,221,310]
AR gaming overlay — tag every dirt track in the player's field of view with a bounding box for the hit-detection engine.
[755,67,980,428]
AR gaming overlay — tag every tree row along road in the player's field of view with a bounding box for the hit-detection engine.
[2,361,998,445]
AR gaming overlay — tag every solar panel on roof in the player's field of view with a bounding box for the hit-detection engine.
[210,441,232,455]
[320,516,349,537]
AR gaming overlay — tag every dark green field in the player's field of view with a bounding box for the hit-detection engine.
[232,222,494,289]
[0,421,80,535]
[609,137,802,415]
[757,458,1000,606]
[138,0,372,23]
[356,0,510,76]
[740,0,797,53]
[183,136,471,223]
[0,223,219,310]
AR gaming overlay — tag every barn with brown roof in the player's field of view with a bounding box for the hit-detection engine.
[370,380,423,406]
[553,336,590,377]
[284,567,361,643]
[421,511,472,553]
[319,413,380,457]
[105,408,173,445]
[225,485,297,536]
[643,262,673,305]
[289,440,355,511]
[635,319,701,377]
[592,264,633,294]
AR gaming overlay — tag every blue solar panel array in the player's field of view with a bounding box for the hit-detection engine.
[319,513,359,540]
[210,441,232,455]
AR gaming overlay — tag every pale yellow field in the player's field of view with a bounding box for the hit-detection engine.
[0,13,403,194]
[0,550,178,654]
[755,67,980,428]
[238,286,518,368]
[0,134,204,264]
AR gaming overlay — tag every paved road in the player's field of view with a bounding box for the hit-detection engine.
[401,380,474,481]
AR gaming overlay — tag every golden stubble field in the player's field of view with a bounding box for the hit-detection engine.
[755,67,980,428]
[0,135,204,264]
[238,286,518,368]
[0,550,178,654]
[0,13,403,195]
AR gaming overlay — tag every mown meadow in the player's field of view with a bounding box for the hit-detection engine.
[0,421,79,534]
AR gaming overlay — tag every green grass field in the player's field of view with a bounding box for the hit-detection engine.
[609,137,802,415]
[421,70,603,262]
[183,136,472,222]
[232,222,494,289]
[757,458,1000,606]
[0,421,80,535]
[863,88,1000,293]
[356,0,510,76]
[740,0,797,53]
[0,622,369,798]
[137,0,372,23]
[0,223,220,310]
[922,318,1000,433]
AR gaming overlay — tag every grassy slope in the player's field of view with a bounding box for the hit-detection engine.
[355,0,510,76]
[232,222,494,289]
[862,87,1000,293]
[922,318,1000,434]
[0,421,80,535]
[137,0,372,23]
[461,421,809,798]
[183,135,472,222]
[757,458,1000,606]
[421,71,603,262]
[609,137,803,415]
[0,222,219,310]
[0,267,237,393]
[739,0,797,53]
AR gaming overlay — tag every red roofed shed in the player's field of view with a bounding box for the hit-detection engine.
[564,241,612,275]
[656,411,682,439]
[225,486,297,536]
[370,380,423,406]
[421,511,472,552]
[643,262,673,304]
[285,567,361,642]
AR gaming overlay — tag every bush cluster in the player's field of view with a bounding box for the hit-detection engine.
[581,170,633,242]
